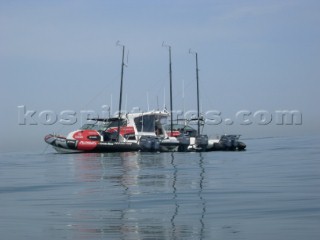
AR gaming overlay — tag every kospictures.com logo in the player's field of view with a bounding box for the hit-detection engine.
[17,105,302,126]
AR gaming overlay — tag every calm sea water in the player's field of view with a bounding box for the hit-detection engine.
[1,136,320,240]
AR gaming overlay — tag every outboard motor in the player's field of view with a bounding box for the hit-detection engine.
[139,136,161,152]
[196,134,209,151]
[177,134,190,152]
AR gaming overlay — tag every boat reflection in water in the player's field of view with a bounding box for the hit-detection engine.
[67,152,208,239]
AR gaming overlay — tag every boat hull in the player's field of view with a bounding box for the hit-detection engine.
[45,134,140,153]
[207,135,246,151]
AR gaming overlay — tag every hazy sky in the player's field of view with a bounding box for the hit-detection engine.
[1,0,319,152]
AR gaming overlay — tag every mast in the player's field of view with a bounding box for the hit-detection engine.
[169,46,173,136]
[196,52,200,136]
[117,42,125,141]
[190,49,200,136]
[163,42,173,136]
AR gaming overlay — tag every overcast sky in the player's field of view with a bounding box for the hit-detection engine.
[1,0,319,152]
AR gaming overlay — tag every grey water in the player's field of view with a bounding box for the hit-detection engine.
[0,136,320,240]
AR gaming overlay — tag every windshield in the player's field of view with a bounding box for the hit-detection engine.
[134,115,155,133]
[80,119,127,131]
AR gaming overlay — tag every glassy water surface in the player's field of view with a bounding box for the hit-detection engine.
[0,136,320,239]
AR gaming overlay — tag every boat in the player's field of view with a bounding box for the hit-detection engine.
[44,110,180,153]
[44,134,140,153]
[44,44,245,153]
[44,116,139,153]
[165,49,210,152]
[45,42,180,153]
[208,134,246,151]
[164,123,246,151]
[45,43,142,153]
[165,49,246,151]
[161,43,207,152]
